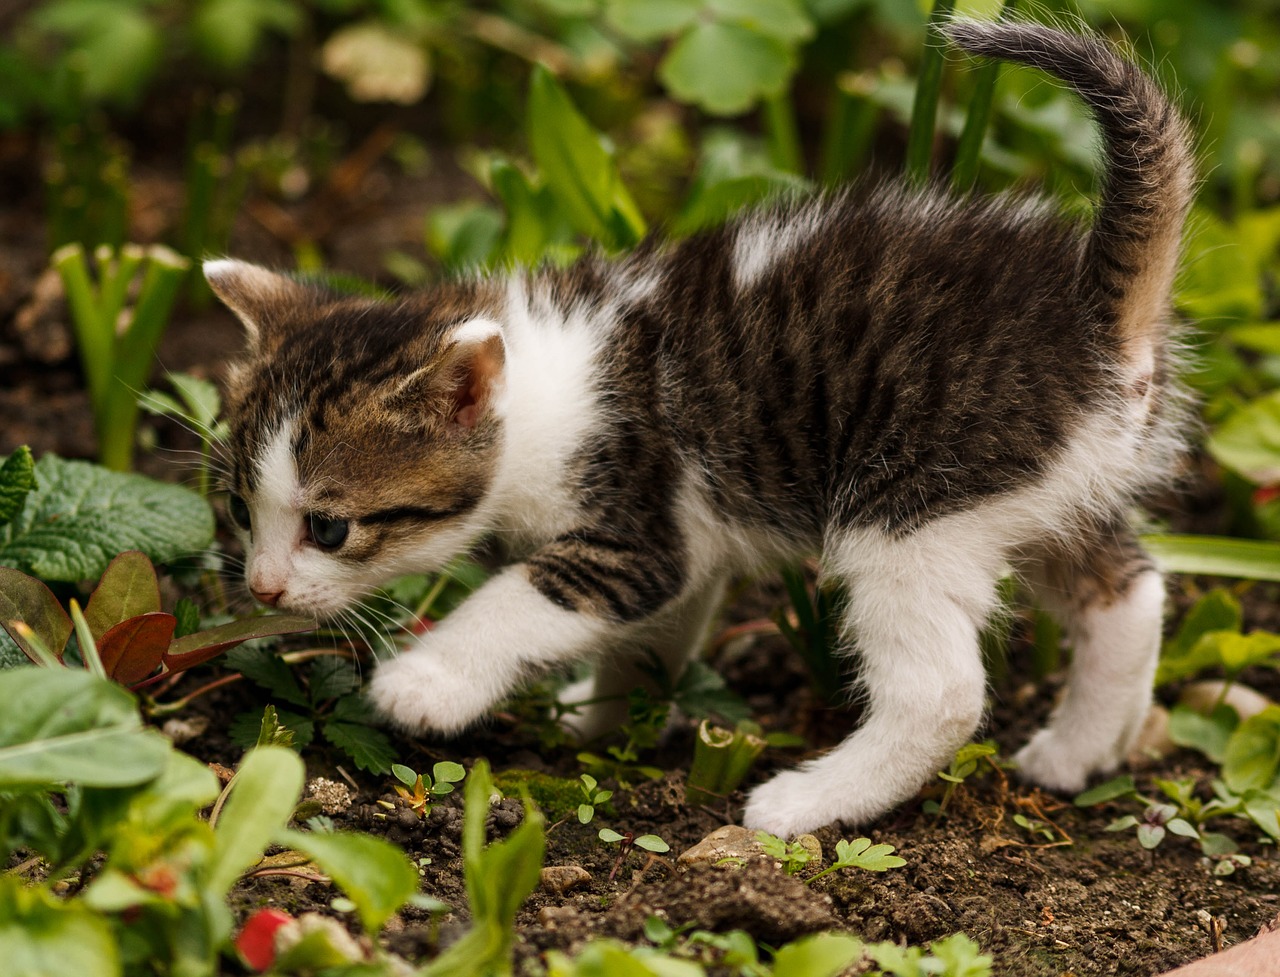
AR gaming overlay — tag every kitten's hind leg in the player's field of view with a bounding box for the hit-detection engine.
[1014,522,1163,793]
[742,528,1004,837]
[559,576,728,742]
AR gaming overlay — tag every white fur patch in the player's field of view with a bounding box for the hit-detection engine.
[732,205,829,292]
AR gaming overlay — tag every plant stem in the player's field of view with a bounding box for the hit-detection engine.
[52,244,110,415]
[764,92,803,175]
[951,0,1016,191]
[904,0,958,186]
[820,72,878,187]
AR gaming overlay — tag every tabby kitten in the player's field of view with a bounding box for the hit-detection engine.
[207,20,1194,837]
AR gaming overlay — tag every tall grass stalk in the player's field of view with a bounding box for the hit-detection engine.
[53,244,191,471]
[905,0,959,186]
[951,0,1017,191]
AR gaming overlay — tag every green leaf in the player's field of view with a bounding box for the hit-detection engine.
[1073,775,1137,807]
[1142,535,1280,583]
[322,720,395,774]
[192,0,301,71]
[426,201,504,272]
[527,67,646,249]
[598,827,624,843]
[833,837,905,871]
[0,668,170,788]
[1157,588,1243,685]
[173,598,200,639]
[604,0,699,42]
[0,455,214,582]
[1208,391,1280,484]
[1223,706,1280,794]
[0,568,73,664]
[1168,703,1238,764]
[309,656,360,700]
[221,645,309,706]
[0,446,36,528]
[391,763,418,787]
[771,932,863,977]
[709,0,813,41]
[1167,818,1200,839]
[279,828,419,933]
[165,614,314,672]
[1136,823,1166,849]
[633,834,670,853]
[927,932,993,977]
[433,760,466,784]
[0,876,119,977]
[32,0,163,104]
[659,21,795,115]
[1242,788,1280,841]
[82,550,162,641]
[207,745,305,896]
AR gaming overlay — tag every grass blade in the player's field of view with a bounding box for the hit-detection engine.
[905,0,958,186]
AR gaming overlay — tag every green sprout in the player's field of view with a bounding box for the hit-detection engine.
[391,761,467,821]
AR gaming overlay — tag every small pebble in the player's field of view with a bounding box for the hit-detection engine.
[540,865,592,895]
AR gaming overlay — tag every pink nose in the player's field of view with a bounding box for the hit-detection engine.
[252,588,284,607]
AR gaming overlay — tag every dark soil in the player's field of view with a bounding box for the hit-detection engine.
[3,131,1278,977]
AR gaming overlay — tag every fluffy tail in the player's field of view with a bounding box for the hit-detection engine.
[944,19,1195,363]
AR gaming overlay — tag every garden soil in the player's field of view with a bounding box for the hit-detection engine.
[3,133,1279,976]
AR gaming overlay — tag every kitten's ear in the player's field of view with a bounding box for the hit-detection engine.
[390,318,506,432]
[438,319,506,431]
[204,259,316,348]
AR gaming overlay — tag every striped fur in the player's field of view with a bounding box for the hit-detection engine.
[209,21,1194,836]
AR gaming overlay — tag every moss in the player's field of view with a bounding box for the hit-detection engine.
[492,769,585,822]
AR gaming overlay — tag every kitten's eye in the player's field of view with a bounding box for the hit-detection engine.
[308,514,349,550]
[227,493,252,531]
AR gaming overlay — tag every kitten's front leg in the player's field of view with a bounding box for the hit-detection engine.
[367,567,613,734]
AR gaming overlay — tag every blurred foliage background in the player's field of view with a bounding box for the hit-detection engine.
[3,0,1280,543]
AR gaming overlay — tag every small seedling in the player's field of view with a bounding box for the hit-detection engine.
[805,837,906,884]
[577,689,667,786]
[598,828,671,881]
[53,243,191,471]
[1012,814,1058,844]
[391,761,467,820]
[755,830,813,876]
[0,550,313,692]
[575,774,612,825]
[775,564,848,702]
[927,741,999,815]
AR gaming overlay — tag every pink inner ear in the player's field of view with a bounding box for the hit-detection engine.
[448,336,503,430]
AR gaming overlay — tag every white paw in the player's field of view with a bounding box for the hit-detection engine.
[1014,729,1110,794]
[366,650,493,735]
[742,770,848,838]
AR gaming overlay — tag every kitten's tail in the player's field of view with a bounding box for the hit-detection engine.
[944,19,1195,365]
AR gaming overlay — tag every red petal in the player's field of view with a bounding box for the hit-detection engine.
[235,909,294,971]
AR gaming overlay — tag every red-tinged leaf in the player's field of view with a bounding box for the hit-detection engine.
[0,566,72,663]
[98,612,176,685]
[236,908,295,972]
[84,550,162,641]
[1254,484,1280,507]
[162,614,316,670]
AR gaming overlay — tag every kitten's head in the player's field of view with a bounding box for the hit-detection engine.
[206,260,507,617]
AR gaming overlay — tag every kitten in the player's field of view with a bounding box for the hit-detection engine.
[207,19,1194,837]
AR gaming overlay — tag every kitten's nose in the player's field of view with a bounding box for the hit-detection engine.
[252,588,284,607]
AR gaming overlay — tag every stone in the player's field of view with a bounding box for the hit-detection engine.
[540,865,592,895]
[677,824,763,868]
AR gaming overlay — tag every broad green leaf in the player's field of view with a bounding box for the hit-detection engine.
[308,656,360,700]
[207,746,304,896]
[771,932,863,977]
[633,834,670,853]
[391,763,417,787]
[1168,703,1238,764]
[1136,823,1165,849]
[604,0,700,41]
[1208,391,1280,484]
[96,612,175,686]
[659,21,795,115]
[322,720,395,774]
[0,568,73,664]
[1073,774,1136,807]
[1242,788,1280,841]
[83,550,162,642]
[32,0,163,104]
[167,373,226,434]
[0,668,169,787]
[710,0,813,41]
[278,828,418,933]
[490,160,569,266]
[191,0,301,71]
[1157,588,1242,685]
[1142,535,1280,583]
[0,876,120,977]
[833,837,905,871]
[527,67,646,249]
[0,455,214,582]
[165,614,315,671]
[1216,631,1280,674]
[426,200,504,272]
[0,445,35,527]
[1223,706,1280,794]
